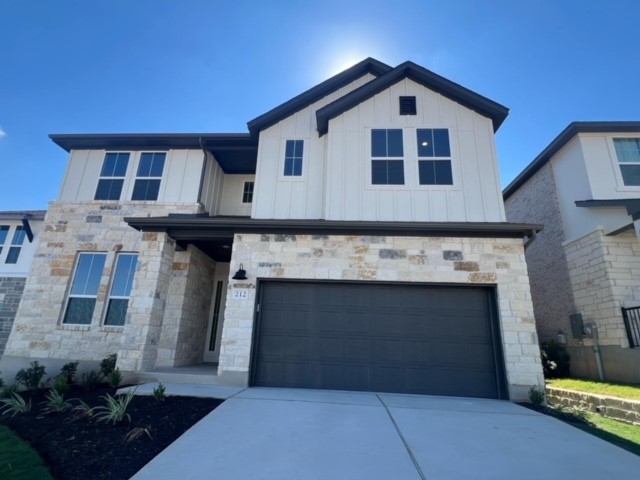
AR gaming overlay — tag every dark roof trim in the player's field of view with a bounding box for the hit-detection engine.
[503,122,640,200]
[49,133,256,153]
[125,215,542,239]
[247,58,392,136]
[575,198,640,221]
[316,61,509,135]
[0,210,46,221]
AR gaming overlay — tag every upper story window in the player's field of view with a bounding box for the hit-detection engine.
[613,139,640,186]
[284,140,303,176]
[417,129,453,185]
[242,181,254,203]
[132,152,166,200]
[371,129,404,185]
[5,226,26,264]
[0,226,8,257]
[63,253,107,325]
[104,253,138,326]
[95,152,130,200]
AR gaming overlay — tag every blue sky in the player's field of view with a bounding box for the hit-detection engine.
[1,0,639,210]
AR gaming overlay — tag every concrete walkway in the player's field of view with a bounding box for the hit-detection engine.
[133,387,640,480]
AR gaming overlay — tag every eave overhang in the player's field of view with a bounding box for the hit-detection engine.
[575,198,640,221]
[125,215,542,240]
[316,61,509,136]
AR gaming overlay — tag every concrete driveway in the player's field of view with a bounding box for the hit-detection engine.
[133,387,640,479]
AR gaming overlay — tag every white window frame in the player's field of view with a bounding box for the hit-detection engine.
[609,137,640,190]
[61,252,107,326]
[103,253,138,327]
[416,128,454,186]
[5,225,26,264]
[95,152,130,201]
[0,225,9,261]
[131,151,166,201]
[369,128,406,187]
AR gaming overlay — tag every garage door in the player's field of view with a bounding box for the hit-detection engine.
[252,281,506,399]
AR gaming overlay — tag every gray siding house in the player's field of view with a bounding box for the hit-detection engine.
[1,59,544,401]
[504,122,640,383]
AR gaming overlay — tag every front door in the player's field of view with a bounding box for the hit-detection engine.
[203,265,229,363]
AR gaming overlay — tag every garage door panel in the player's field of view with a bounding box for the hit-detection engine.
[253,282,504,399]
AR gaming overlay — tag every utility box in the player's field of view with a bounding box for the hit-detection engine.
[570,313,585,339]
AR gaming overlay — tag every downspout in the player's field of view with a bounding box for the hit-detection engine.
[587,323,606,381]
[197,136,208,213]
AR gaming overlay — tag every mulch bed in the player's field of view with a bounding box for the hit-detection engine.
[0,385,222,480]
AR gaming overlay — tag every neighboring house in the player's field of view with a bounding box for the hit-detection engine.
[0,210,45,356]
[504,122,640,383]
[0,58,544,401]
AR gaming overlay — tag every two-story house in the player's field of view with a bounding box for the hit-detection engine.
[1,58,543,401]
[504,122,640,383]
[0,210,45,356]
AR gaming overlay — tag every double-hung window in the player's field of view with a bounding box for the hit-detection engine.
[132,152,166,200]
[242,181,254,203]
[5,226,26,264]
[417,129,453,185]
[371,129,404,185]
[284,140,303,176]
[63,253,107,325]
[0,226,8,257]
[95,153,129,200]
[104,254,138,326]
[613,139,640,186]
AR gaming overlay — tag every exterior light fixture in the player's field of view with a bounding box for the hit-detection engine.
[232,263,248,280]
[557,330,567,345]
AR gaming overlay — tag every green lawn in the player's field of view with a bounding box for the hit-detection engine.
[547,378,640,401]
[0,426,53,480]
[570,413,640,457]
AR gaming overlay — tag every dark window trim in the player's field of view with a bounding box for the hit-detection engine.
[242,181,255,203]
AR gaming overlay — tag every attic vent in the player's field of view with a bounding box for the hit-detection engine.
[399,96,417,115]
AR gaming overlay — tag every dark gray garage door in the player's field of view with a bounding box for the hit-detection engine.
[252,281,505,399]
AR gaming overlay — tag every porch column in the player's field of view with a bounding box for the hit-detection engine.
[118,232,175,372]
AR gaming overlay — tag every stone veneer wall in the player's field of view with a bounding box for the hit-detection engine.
[156,245,216,368]
[504,163,576,342]
[0,277,26,356]
[218,233,544,400]
[564,229,640,347]
[2,202,201,370]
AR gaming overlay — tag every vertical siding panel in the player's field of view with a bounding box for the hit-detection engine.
[396,190,412,221]
[60,150,89,201]
[474,117,502,221]
[179,150,203,203]
[77,150,105,201]
[429,190,448,221]
[413,191,430,221]
[458,130,485,221]
[378,190,394,220]
[289,182,307,219]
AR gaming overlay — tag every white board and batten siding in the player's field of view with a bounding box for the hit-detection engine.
[252,74,377,220]
[550,133,640,243]
[58,149,205,203]
[252,76,506,222]
[199,152,255,216]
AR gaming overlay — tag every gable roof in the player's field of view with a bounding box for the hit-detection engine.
[315,61,509,135]
[247,57,392,136]
[503,121,640,200]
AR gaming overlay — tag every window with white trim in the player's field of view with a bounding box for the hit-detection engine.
[284,140,303,176]
[95,153,130,200]
[371,129,404,185]
[5,226,26,264]
[417,129,453,185]
[63,253,107,325]
[613,139,640,186]
[242,181,254,203]
[104,253,138,326]
[0,226,8,257]
[132,152,166,200]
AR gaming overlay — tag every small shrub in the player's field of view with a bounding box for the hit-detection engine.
[0,392,32,417]
[540,340,570,378]
[100,353,117,379]
[41,389,72,414]
[529,386,546,406]
[153,383,166,402]
[53,376,70,395]
[1,384,19,398]
[15,361,47,391]
[81,370,102,389]
[60,361,79,384]
[68,399,95,421]
[124,426,152,444]
[94,389,136,425]
[108,368,122,388]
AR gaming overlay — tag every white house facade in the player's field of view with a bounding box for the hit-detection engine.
[504,122,640,383]
[1,59,544,401]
